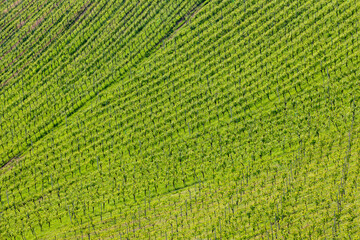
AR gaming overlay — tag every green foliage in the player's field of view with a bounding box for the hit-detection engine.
[1,0,360,238]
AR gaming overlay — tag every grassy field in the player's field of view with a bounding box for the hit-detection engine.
[1,0,360,239]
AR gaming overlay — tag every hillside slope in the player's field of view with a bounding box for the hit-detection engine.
[1,0,360,239]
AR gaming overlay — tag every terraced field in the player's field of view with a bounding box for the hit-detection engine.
[1,0,360,239]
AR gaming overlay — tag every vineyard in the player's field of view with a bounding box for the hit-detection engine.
[0,0,360,238]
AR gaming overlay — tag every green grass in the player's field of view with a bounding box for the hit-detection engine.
[1,0,360,239]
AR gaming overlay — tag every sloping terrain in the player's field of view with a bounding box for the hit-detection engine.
[1,0,360,239]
